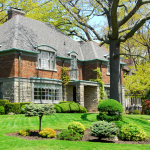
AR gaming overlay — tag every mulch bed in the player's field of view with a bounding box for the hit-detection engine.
[5,129,150,144]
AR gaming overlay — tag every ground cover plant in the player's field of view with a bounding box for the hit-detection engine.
[1,114,150,150]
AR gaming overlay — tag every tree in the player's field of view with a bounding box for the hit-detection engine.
[24,103,55,131]
[57,0,150,102]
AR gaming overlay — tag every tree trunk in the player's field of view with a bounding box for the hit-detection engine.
[109,40,121,103]
[39,115,43,132]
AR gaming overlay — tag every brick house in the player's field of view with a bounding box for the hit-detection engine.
[0,8,126,112]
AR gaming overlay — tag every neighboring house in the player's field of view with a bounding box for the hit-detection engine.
[0,8,126,112]
[122,59,142,113]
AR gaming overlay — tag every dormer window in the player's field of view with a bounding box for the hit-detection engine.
[34,45,57,71]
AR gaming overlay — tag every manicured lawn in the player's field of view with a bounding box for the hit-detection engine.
[1,113,150,150]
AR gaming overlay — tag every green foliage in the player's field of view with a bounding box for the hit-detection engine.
[54,102,87,113]
[125,110,129,114]
[57,129,83,141]
[61,67,70,86]
[0,100,9,107]
[97,113,122,122]
[59,101,75,104]
[19,102,31,109]
[120,123,147,141]
[20,105,26,114]
[39,128,56,138]
[97,99,124,113]
[133,110,141,114]
[68,121,85,134]
[5,103,20,114]
[19,129,31,136]
[0,106,5,115]
[90,121,119,139]
[90,68,106,102]
[25,104,55,117]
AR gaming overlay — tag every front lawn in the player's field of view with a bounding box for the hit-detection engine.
[0,113,150,150]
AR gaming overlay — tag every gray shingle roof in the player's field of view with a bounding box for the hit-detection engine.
[0,15,109,62]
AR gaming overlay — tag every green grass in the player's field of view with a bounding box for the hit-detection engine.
[1,113,150,150]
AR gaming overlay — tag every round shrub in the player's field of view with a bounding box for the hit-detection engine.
[0,106,5,115]
[68,121,85,134]
[120,123,147,141]
[90,121,119,139]
[20,105,26,114]
[97,99,123,113]
[133,110,141,114]
[39,128,56,138]
[57,129,83,141]
[19,129,31,136]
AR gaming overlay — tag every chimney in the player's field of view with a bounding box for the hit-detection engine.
[8,8,25,20]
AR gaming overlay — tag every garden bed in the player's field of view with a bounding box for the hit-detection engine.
[6,129,150,144]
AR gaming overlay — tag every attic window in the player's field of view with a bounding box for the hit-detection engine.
[37,50,56,71]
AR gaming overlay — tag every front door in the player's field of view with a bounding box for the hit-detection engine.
[73,87,76,102]
[0,83,3,99]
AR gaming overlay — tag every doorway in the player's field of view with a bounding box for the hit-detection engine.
[73,87,76,102]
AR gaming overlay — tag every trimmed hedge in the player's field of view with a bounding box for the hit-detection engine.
[19,102,31,109]
[133,110,141,114]
[0,106,5,115]
[54,101,87,113]
[0,99,9,107]
[5,103,20,114]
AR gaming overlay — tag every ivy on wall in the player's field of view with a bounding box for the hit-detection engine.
[90,68,106,103]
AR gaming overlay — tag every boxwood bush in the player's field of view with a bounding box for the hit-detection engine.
[0,106,5,115]
[133,110,141,114]
[5,103,20,114]
[39,128,56,138]
[19,102,31,109]
[97,99,123,121]
[54,101,87,113]
[0,99,9,107]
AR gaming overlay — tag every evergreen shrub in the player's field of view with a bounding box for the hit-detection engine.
[39,128,56,138]
[5,103,20,114]
[54,102,87,113]
[57,129,83,141]
[120,123,147,141]
[20,105,26,114]
[97,99,123,121]
[19,129,31,136]
[133,110,141,114]
[68,121,85,134]
[0,106,5,115]
[19,102,31,109]
[0,100,9,107]
[90,121,119,139]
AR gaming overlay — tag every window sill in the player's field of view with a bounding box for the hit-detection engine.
[36,67,57,72]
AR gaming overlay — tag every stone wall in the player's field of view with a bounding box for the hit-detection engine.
[76,84,84,107]
[66,85,73,101]
[84,86,99,112]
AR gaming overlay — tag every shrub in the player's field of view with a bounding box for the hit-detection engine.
[125,110,129,114]
[39,128,56,138]
[0,100,9,107]
[19,102,31,109]
[19,129,31,136]
[90,121,119,139]
[97,99,123,121]
[68,121,85,134]
[57,129,83,141]
[59,101,75,104]
[0,106,5,115]
[20,105,26,114]
[5,103,20,114]
[133,110,141,114]
[54,102,87,113]
[97,113,122,122]
[120,123,147,141]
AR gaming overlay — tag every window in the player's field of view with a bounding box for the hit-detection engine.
[107,59,110,75]
[70,55,78,80]
[38,51,56,70]
[105,87,110,99]
[34,83,61,102]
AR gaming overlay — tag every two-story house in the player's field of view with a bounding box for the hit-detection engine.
[0,8,126,112]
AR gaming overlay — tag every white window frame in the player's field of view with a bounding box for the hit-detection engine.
[107,58,110,75]
[37,50,56,71]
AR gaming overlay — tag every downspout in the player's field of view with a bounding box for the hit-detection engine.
[120,65,123,105]
[62,59,66,101]
[19,52,22,102]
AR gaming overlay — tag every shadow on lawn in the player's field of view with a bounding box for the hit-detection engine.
[80,113,96,122]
